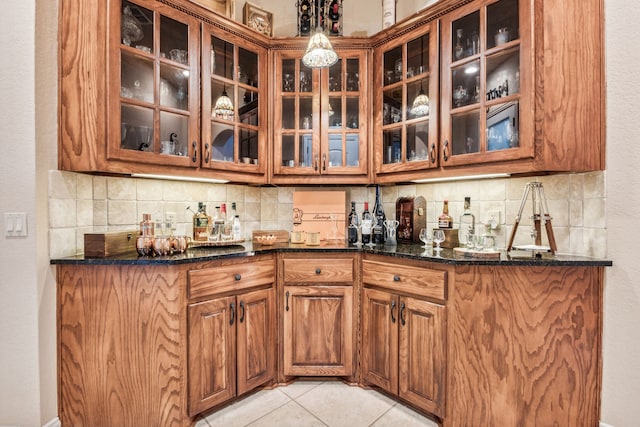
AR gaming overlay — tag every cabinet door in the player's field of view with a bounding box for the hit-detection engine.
[188,296,236,416]
[283,285,353,376]
[439,0,533,167]
[361,288,399,394]
[273,48,369,183]
[398,296,445,417]
[375,22,439,181]
[109,0,200,168]
[236,288,275,395]
[201,24,268,183]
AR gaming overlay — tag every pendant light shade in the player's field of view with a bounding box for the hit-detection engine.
[302,28,338,68]
[411,86,429,116]
[213,87,234,119]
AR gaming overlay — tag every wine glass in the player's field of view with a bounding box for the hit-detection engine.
[433,229,445,252]
[419,228,432,248]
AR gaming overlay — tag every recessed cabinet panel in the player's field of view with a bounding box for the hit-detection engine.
[121,52,154,103]
[120,105,153,151]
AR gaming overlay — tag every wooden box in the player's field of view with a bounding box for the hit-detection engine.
[292,191,347,241]
[84,230,138,257]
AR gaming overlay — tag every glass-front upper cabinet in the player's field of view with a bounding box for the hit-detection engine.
[110,0,200,167]
[374,22,439,179]
[201,24,267,176]
[273,48,369,184]
[440,0,533,167]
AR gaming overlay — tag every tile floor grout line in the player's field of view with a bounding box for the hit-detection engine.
[240,389,294,427]
[290,398,330,427]
[366,401,398,427]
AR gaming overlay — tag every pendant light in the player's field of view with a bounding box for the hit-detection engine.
[302,1,338,68]
[411,35,429,117]
[213,41,234,119]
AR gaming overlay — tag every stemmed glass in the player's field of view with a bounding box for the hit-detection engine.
[433,229,445,252]
[419,228,432,248]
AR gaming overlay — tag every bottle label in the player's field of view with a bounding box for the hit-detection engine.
[438,219,450,228]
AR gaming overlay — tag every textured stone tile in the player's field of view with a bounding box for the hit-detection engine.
[93,176,107,199]
[48,170,77,199]
[107,200,138,226]
[371,402,439,427]
[49,228,78,258]
[201,388,291,427]
[278,186,295,203]
[245,186,262,203]
[248,400,326,427]
[584,198,606,228]
[136,178,164,201]
[76,199,93,227]
[107,177,136,200]
[583,171,605,198]
[49,198,76,228]
[226,185,245,205]
[93,200,107,227]
[206,183,228,204]
[570,200,584,227]
[279,381,324,399]
[244,202,261,222]
[77,173,94,200]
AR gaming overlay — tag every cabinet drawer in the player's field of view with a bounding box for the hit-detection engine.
[188,259,275,300]
[283,258,354,284]
[362,260,446,302]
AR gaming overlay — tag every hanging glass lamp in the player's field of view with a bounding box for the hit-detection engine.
[411,86,429,117]
[213,86,234,119]
[302,28,338,68]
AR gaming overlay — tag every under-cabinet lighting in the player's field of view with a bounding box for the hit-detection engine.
[411,173,510,184]
[131,173,229,184]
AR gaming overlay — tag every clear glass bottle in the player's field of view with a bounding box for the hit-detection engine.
[232,214,242,241]
[458,197,476,247]
[361,202,372,244]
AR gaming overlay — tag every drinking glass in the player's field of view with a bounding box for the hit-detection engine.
[362,211,375,248]
[419,228,432,248]
[433,229,445,251]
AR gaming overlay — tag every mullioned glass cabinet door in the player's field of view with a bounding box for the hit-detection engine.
[109,0,200,167]
[439,0,533,167]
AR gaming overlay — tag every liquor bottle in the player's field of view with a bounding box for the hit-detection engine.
[347,201,358,244]
[193,203,210,241]
[372,185,386,244]
[361,202,372,244]
[220,203,231,240]
[438,200,453,228]
[458,196,476,247]
[232,215,242,241]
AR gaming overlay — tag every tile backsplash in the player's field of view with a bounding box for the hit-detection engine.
[48,170,607,259]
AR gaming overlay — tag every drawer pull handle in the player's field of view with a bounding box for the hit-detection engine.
[285,291,290,311]
[230,302,235,325]
[400,302,406,326]
[390,300,396,323]
[393,275,400,282]
[234,274,242,281]
[239,301,245,323]
[315,268,321,275]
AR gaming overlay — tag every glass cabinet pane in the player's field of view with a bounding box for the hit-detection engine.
[299,135,313,167]
[407,34,429,77]
[451,60,480,108]
[487,101,519,151]
[452,11,480,61]
[329,60,342,92]
[486,49,520,100]
[282,98,295,129]
[451,111,480,155]
[211,124,234,162]
[300,67,312,92]
[328,97,342,128]
[407,122,429,161]
[346,97,359,129]
[121,105,153,151]
[238,88,258,125]
[161,16,189,64]
[407,78,429,119]
[239,128,259,161]
[282,135,295,166]
[121,1,153,49]
[300,98,313,129]
[159,111,188,156]
[212,37,233,79]
[346,59,359,91]
[346,135,359,167]
[328,135,343,167]
[210,79,234,120]
[383,87,402,125]
[159,63,189,110]
[383,128,402,164]
[121,52,154,103]
[282,59,295,92]
[238,47,258,86]
[384,46,402,85]
[487,0,519,49]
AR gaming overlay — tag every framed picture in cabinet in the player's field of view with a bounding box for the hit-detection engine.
[243,2,273,36]
[192,0,235,18]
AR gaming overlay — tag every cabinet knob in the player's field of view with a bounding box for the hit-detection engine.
[315,268,322,274]
[234,274,242,281]
[393,275,400,282]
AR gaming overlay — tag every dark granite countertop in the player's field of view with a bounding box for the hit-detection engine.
[50,241,612,267]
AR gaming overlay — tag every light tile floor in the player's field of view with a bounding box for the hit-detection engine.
[195,381,440,427]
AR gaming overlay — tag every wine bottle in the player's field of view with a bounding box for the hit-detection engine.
[458,196,476,246]
[348,201,358,244]
[372,185,386,244]
[361,202,372,244]
[438,200,453,228]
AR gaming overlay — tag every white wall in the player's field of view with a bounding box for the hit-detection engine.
[601,1,640,425]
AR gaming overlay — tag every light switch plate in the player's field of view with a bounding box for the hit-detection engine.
[487,210,501,229]
[4,212,28,237]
